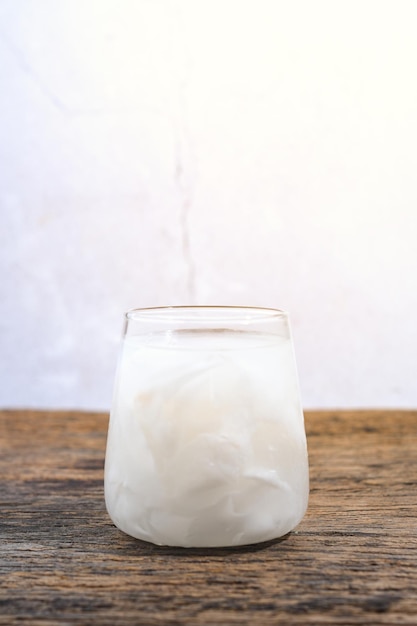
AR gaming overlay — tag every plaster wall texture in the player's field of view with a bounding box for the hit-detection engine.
[1,0,416,409]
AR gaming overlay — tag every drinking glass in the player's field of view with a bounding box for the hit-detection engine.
[105,306,309,547]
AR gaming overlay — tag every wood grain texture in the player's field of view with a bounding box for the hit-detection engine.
[1,409,416,625]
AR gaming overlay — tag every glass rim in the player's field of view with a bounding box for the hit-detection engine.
[125,305,288,322]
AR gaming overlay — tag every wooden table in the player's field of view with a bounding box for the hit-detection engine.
[1,409,416,625]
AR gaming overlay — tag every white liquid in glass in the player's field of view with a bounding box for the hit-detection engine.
[105,329,309,547]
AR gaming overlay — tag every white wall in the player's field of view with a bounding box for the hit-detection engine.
[1,0,417,410]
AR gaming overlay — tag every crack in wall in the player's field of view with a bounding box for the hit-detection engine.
[175,138,196,303]
[172,3,196,304]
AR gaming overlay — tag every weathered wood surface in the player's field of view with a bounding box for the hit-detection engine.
[0,409,416,625]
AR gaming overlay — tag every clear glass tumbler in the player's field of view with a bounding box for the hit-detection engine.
[105,306,309,547]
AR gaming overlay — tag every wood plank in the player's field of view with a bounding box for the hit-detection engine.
[0,409,416,625]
